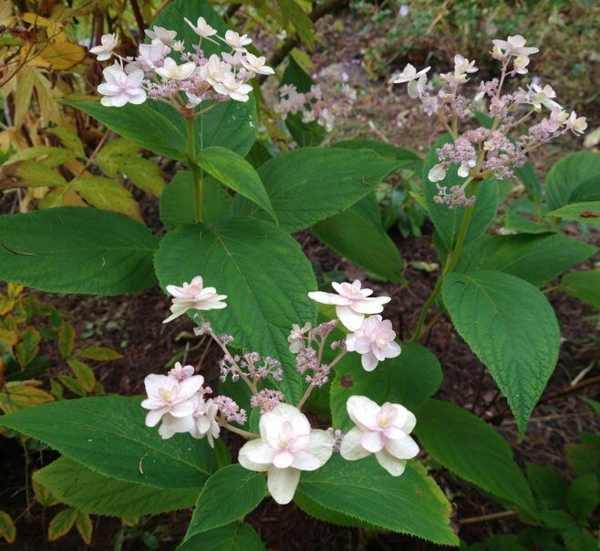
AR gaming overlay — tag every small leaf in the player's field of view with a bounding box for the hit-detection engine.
[48,508,78,541]
[0,384,55,414]
[76,346,122,361]
[67,359,95,393]
[75,510,93,545]
[47,127,86,158]
[526,463,567,510]
[58,375,87,396]
[567,474,599,519]
[58,322,76,358]
[16,326,41,367]
[0,511,16,544]
[4,146,77,167]
[561,270,600,309]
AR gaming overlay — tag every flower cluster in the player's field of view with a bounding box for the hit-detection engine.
[90,21,273,109]
[142,274,417,505]
[392,35,587,208]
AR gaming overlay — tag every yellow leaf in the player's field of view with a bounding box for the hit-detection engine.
[72,176,143,222]
[0,0,16,27]
[67,359,96,393]
[32,477,60,507]
[0,510,16,544]
[0,297,15,317]
[35,41,86,71]
[58,322,75,357]
[13,66,36,128]
[0,383,55,414]
[15,326,40,367]
[48,508,77,541]
[32,70,62,124]
[75,510,93,545]
[47,127,86,158]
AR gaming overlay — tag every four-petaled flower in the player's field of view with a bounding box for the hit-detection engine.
[184,16,218,39]
[89,33,118,61]
[288,322,312,353]
[159,395,220,446]
[345,315,401,371]
[308,280,391,331]
[163,275,227,323]
[241,53,275,76]
[224,30,252,51]
[392,63,430,98]
[340,396,419,476]
[98,64,146,107]
[492,35,539,58]
[238,404,334,504]
[567,111,587,135]
[145,26,177,46]
[155,57,196,80]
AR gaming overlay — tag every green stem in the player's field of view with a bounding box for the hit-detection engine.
[186,117,203,223]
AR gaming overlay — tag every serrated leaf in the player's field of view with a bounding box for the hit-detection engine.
[47,127,86,158]
[35,457,200,517]
[13,162,67,187]
[72,176,142,221]
[545,202,600,224]
[185,465,265,539]
[0,396,218,489]
[0,207,159,295]
[76,346,122,361]
[0,511,16,543]
[179,523,265,551]
[561,271,600,309]
[48,508,78,541]
[526,463,568,510]
[442,271,560,434]
[75,510,93,544]
[58,375,87,396]
[67,359,95,392]
[35,41,86,70]
[416,399,537,516]
[546,152,600,211]
[333,139,422,170]
[4,146,77,167]
[33,476,60,507]
[58,322,75,357]
[15,326,40,367]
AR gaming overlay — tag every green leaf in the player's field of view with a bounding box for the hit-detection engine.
[48,508,78,541]
[159,171,232,227]
[0,396,218,489]
[12,162,67,187]
[569,176,600,203]
[178,523,265,551]
[567,474,599,519]
[15,326,40,367]
[185,465,265,539]
[546,152,600,211]
[423,136,499,247]
[297,456,458,546]
[332,139,422,169]
[312,194,404,283]
[234,147,402,232]
[504,210,552,234]
[562,526,597,551]
[545,202,600,224]
[566,444,600,477]
[0,511,16,544]
[47,127,86,158]
[72,176,142,221]
[154,217,317,402]
[584,398,600,418]
[34,457,200,517]
[416,399,537,516]
[76,346,122,361]
[75,510,93,545]
[330,343,442,431]
[198,147,276,221]
[0,207,158,295]
[97,153,165,198]
[561,270,600,309]
[67,359,95,392]
[58,322,75,357]
[442,271,560,434]
[526,463,568,510]
[538,509,575,530]
[457,233,596,287]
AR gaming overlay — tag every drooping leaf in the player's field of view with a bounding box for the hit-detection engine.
[184,465,266,539]
[297,456,457,546]
[313,194,404,283]
[546,152,600,210]
[330,343,442,431]
[442,271,560,434]
[154,217,317,402]
[178,523,265,551]
[233,147,402,232]
[0,207,159,295]
[545,201,600,224]
[34,457,201,517]
[416,399,537,516]
[560,270,600,309]
[457,233,596,287]
[47,127,86,158]
[97,150,165,198]
[0,396,218,489]
[35,41,86,70]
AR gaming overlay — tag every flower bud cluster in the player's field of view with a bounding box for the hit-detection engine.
[219,352,283,385]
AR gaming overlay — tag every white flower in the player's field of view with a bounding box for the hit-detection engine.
[454,54,478,75]
[492,35,539,58]
[340,396,419,476]
[97,64,147,107]
[288,322,312,353]
[141,373,204,427]
[428,163,447,182]
[184,16,218,39]
[198,54,232,86]
[155,57,196,80]
[137,40,171,71]
[212,73,253,102]
[159,395,220,446]
[567,111,587,135]
[457,158,476,177]
[163,275,227,323]
[238,404,334,504]
[172,40,185,52]
[241,53,275,75]
[168,362,195,381]
[345,315,401,371]
[308,280,391,331]
[185,91,202,108]
[529,83,560,111]
[392,63,430,84]
[513,56,530,75]
[145,26,177,46]
[89,33,118,61]
[224,30,252,51]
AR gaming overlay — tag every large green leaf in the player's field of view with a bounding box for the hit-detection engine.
[233,147,402,232]
[178,523,265,551]
[442,271,560,434]
[561,270,600,309]
[159,171,232,228]
[546,152,600,211]
[198,147,276,221]
[332,139,422,170]
[0,207,158,295]
[423,136,499,247]
[330,343,442,432]
[0,396,218,489]
[297,456,458,546]
[34,458,200,517]
[312,194,404,283]
[545,202,600,225]
[154,217,317,402]
[457,233,596,287]
[416,399,537,516]
[184,465,265,539]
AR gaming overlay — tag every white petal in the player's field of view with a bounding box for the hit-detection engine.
[361,430,385,453]
[346,395,380,429]
[428,164,446,183]
[385,435,420,460]
[239,440,272,472]
[336,305,365,331]
[273,449,295,469]
[290,450,321,471]
[361,351,379,372]
[169,400,195,418]
[339,426,370,460]
[307,291,351,306]
[375,449,407,476]
[351,297,391,314]
[267,467,301,505]
[303,430,334,468]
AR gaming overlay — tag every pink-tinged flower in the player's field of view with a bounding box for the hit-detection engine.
[212,73,253,102]
[241,53,275,75]
[98,64,146,107]
[288,322,312,353]
[144,26,177,46]
[513,56,530,75]
[238,404,334,504]
[156,57,196,80]
[224,30,252,51]
[168,362,195,381]
[567,111,587,135]
[184,16,218,39]
[529,83,560,111]
[163,276,227,323]
[345,315,401,371]
[340,396,419,476]
[454,54,478,75]
[492,35,539,58]
[158,395,220,446]
[392,63,430,98]
[89,33,118,61]
[308,280,391,331]
[137,41,171,71]
[141,373,204,427]
[198,54,233,86]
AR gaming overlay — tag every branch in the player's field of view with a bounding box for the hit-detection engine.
[459,510,517,525]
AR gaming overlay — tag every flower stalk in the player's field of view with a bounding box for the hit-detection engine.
[185,116,204,223]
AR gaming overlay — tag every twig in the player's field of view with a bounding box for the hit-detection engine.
[225,3,242,20]
[130,0,146,41]
[459,510,517,525]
